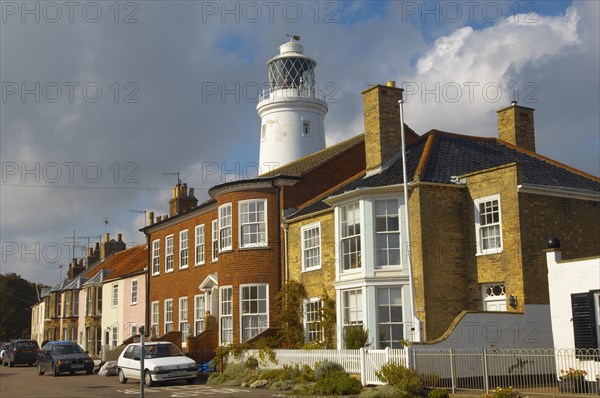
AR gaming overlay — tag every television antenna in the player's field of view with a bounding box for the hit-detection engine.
[129,209,147,227]
[162,171,181,184]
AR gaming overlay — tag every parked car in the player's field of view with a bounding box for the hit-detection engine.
[117,342,197,386]
[37,341,94,376]
[2,340,39,367]
[0,342,10,363]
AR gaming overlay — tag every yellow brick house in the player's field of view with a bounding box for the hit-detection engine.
[284,83,600,348]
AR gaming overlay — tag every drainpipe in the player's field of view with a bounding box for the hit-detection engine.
[271,179,282,291]
[143,231,151,337]
[283,222,289,284]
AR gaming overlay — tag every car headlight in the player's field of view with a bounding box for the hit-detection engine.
[84,358,93,363]
[188,364,197,371]
[154,366,167,372]
[57,360,70,365]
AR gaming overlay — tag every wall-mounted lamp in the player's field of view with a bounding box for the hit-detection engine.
[508,295,518,307]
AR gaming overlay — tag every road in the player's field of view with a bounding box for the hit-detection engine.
[0,363,284,398]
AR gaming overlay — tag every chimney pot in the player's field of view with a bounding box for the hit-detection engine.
[386,80,396,88]
[88,247,93,256]
[157,216,162,222]
[104,232,110,242]
[117,233,122,242]
[149,211,155,225]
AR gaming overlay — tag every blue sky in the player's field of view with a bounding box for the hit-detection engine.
[1,0,597,286]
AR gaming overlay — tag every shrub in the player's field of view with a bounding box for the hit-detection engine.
[360,385,408,398]
[491,387,522,398]
[301,364,315,382]
[245,356,259,370]
[375,362,423,395]
[207,373,226,385]
[422,373,440,388]
[313,369,363,396]
[344,325,370,349]
[314,360,345,380]
[428,388,449,398]
[270,380,293,391]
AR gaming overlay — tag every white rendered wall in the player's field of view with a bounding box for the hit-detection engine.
[546,250,600,350]
[258,95,326,171]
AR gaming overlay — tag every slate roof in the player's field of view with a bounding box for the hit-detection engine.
[103,245,147,281]
[288,130,599,220]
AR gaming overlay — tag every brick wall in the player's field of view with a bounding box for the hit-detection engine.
[410,183,471,340]
[287,210,336,300]
[518,193,600,304]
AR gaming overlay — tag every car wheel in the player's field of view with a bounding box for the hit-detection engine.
[186,378,196,385]
[37,363,45,376]
[86,369,93,375]
[52,363,59,377]
[144,370,153,387]
[118,369,127,384]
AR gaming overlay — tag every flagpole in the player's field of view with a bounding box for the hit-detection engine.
[399,99,420,342]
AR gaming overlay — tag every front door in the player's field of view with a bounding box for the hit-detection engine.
[483,284,507,311]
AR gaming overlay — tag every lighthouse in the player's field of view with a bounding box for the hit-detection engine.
[257,36,328,171]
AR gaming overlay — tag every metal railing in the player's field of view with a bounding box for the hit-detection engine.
[231,347,599,393]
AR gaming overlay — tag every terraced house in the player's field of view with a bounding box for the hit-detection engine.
[285,82,600,348]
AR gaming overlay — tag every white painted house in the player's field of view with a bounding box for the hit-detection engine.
[546,241,600,382]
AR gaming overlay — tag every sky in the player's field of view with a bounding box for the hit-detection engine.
[1,0,598,287]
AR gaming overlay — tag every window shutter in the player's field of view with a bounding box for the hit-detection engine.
[571,292,598,359]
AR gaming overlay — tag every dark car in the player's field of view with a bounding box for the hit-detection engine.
[2,340,39,367]
[37,341,94,376]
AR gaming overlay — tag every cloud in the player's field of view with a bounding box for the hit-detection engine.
[1,1,597,286]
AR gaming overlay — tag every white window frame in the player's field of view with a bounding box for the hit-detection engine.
[130,279,138,305]
[112,283,118,308]
[594,292,600,351]
[342,288,363,347]
[301,222,321,271]
[219,286,233,344]
[151,301,159,336]
[179,297,189,346]
[111,326,118,349]
[377,287,404,349]
[211,220,218,262]
[239,199,268,248]
[474,194,503,255]
[374,199,401,268]
[73,291,79,316]
[164,299,173,333]
[165,235,174,272]
[219,204,232,252]
[194,294,205,335]
[482,284,507,311]
[302,120,311,136]
[152,239,160,275]
[240,284,269,342]
[179,230,188,269]
[195,224,205,266]
[340,202,362,271]
[304,298,322,342]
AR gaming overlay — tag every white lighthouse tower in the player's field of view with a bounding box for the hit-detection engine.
[257,36,328,171]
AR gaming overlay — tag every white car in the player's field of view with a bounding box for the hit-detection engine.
[117,342,197,387]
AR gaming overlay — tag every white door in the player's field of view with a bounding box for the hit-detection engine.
[483,284,507,311]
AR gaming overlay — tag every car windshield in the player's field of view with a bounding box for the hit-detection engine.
[53,344,84,355]
[143,343,184,359]
[16,341,37,349]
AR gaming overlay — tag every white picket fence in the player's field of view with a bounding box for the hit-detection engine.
[236,347,600,393]
[239,347,408,386]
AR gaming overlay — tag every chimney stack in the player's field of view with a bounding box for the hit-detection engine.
[497,102,536,152]
[169,181,198,217]
[149,211,155,225]
[362,81,418,172]
[100,231,126,260]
